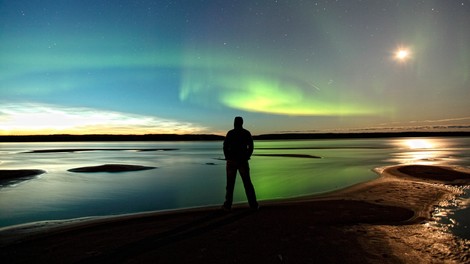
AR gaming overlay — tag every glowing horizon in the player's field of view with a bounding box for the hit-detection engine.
[1,102,469,136]
[0,103,208,136]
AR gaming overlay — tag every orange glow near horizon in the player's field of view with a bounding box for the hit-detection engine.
[0,103,208,135]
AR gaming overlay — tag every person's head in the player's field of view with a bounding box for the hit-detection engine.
[234,116,243,129]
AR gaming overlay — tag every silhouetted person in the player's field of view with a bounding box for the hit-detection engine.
[222,116,259,211]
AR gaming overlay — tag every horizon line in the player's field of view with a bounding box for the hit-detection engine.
[1,131,470,142]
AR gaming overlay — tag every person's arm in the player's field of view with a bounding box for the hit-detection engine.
[223,131,231,160]
[246,131,254,159]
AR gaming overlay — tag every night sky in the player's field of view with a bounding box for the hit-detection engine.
[1,0,469,135]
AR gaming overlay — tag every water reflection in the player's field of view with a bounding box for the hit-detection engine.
[404,139,435,149]
[390,138,453,165]
[429,186,470,240]
[1,138,469,233]
[390,138,470,240]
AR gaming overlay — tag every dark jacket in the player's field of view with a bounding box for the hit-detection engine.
[223,127,254,161]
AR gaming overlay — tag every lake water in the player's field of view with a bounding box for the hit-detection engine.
[1,137,469,238]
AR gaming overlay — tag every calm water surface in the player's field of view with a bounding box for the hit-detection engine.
[1,137,469,238]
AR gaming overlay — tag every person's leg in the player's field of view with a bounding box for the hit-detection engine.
[223,160,237,209]
[239,161,258,209]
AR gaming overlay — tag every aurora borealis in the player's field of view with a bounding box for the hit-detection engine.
[1,1,469,135]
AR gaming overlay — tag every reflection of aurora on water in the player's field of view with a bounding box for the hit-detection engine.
[2,137,469,235]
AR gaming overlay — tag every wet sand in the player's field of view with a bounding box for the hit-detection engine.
[1,165,469,263]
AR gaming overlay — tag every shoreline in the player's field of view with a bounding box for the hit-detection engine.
[1,164,469,263]
[1,131,470,142]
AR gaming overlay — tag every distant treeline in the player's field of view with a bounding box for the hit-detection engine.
[1,131,470,142]
[0,134,224,142]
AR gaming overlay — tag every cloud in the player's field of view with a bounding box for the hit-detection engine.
[409,117,470,123]
[0,103,207,135]
[279,125,470,134]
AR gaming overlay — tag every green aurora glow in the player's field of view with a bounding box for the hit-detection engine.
[0,1,469,134]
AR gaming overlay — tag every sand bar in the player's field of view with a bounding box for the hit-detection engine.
[0,165,469,263]
[0,170,46,187]
[23,148,178,153]
[253,153,321,158]
[68,164,156,173]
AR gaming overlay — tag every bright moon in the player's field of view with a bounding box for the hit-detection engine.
[395,48,410,61]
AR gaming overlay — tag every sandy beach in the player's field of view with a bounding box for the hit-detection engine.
[1,165,469,263]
